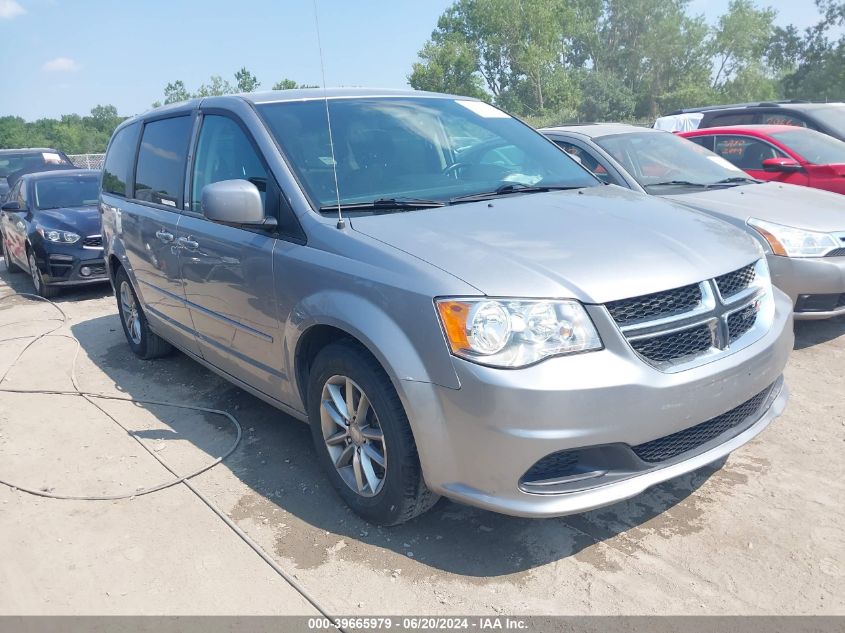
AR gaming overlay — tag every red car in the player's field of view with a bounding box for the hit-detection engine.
[680,124,845,195]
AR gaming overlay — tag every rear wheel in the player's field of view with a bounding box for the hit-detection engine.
[307,340,438,525]
[1,237,22,274]
[28,250,58,298]
[114,266,172,359]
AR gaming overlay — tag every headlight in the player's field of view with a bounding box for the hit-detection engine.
[748,218,839,257]
[435,298,602,368]
[36,226,80,244]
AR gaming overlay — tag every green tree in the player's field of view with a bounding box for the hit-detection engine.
[409,36,488,99]
[271,78,318,90]
[194,75,235,97]
[163,80,191,104]
[235,67,261,92]
[709,0,778,93]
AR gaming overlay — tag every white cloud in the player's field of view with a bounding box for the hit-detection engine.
[42,57,81,72]
[0,0,25,19]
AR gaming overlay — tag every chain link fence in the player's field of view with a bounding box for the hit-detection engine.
[67,153,105,170]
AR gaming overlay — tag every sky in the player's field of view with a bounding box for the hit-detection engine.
[0,0,836,121]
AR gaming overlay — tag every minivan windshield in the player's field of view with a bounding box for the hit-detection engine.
[594,131,753,193]
[257,97,598,210]
[770,128,845,165]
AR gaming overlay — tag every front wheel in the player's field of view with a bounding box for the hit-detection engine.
[307,341,438,525]
[114,267,172,359]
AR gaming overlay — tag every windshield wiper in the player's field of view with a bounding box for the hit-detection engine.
[646,180,709,188]
[318,197,446,214]
[707,176,760,186]
[450,183,582,204]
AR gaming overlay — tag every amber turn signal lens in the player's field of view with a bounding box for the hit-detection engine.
[750,224,788,256]
[436,300,471,352]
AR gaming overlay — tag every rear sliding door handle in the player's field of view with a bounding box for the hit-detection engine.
[155,229,174,243]
[176,236,199,250]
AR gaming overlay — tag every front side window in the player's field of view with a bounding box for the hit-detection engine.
[553,140,617,184]
[594,131,748,193]
[770,128,845,165]
[257,97,597,210]
[712,135,786,170]
[34,175,100,210]
[134,116,193,208]
[102,123,140,198]
[191,115,269,214]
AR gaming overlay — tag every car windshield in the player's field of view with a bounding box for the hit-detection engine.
[770,127,845,164]
[256,97,598,210]
[34,175,100,209]
[594,131,749,192]
[807,105,845,136]
[0,151,71,178]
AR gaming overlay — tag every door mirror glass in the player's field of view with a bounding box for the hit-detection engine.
[762,157,803,173]
[201,179,267,225]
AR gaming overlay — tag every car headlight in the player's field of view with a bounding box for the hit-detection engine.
[435,298,602,368]
[36,226,80,244]
[748,218,839,257]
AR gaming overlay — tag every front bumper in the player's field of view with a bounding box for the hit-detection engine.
[33,244,109,287]
[401,289,793,518]
[768,254,845,319]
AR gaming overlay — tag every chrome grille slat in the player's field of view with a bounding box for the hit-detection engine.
[605,260,770,371]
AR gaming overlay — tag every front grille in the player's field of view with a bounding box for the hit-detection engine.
[727,304,758,342]
[606,283,701,325]
[632,383,775,463]
[82,235,102,248]
[630,324,713,363]
[826,248,845,257]
[716,263,755,298]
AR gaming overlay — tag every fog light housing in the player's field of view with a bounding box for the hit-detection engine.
[80,266,91,277]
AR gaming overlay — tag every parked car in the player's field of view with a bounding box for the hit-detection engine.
[0,169,107,297]
[101,89,791,524]
[0,148,74,201]
[680,125,845,195]
[655,101,845,141]
[541,124,845,319]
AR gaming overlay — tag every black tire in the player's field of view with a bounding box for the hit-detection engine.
[2,236,23,274]
[114,266,172,359]
[27,250,59,299]
[307,340,438,525]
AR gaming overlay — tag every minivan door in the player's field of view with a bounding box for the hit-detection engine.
[105,115,201,356]
[177,112,284,399]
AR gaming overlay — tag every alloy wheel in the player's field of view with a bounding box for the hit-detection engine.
[119,280,142,345]
[320,374,387,497]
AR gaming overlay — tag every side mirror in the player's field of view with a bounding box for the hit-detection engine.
[201,179,275,227]
[762,157,803,173]
[0,201,23,213]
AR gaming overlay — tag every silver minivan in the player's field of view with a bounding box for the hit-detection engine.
[100,89,793,524]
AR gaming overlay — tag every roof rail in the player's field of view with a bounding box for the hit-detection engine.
[666,100,809,115]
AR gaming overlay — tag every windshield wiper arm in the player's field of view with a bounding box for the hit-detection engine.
[707,176,760,186]
[318,197,446,213]
[647,180,709,188]
[450,183,582,204]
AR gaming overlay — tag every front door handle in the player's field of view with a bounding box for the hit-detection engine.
[176,236,199,250]
[155,229,174,243]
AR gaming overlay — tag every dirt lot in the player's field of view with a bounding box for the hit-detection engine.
[0,267,842,617]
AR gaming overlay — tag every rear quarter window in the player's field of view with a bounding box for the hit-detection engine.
[134,116,193,208]
[707,113,755,126]
[102,123,141,197]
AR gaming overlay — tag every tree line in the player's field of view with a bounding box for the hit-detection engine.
[1,0,844,153]
[409,0,845,125]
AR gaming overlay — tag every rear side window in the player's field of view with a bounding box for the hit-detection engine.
[102,123,140,197]
[708,113,755,126]
[760,113,809,128]
[134,116,193,208]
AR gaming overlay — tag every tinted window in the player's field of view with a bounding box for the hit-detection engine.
[134,116,193,208]
[760,113,809,127]
[553,140,617,184]
[806,105,845,136]
[102,123,140,197]
[34,175,100,209]
[191,115,269,213]
[687,136,714,151]
[708,113,755,126]
[770,128,845,164]
[713,135,786,170]
[257,97,597,209]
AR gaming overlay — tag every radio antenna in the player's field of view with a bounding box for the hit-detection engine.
[312,0,345,229]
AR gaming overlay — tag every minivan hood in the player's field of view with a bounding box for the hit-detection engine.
[350,185,761,303]
[663,181,845,233]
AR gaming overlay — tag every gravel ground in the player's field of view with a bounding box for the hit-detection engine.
[0,267,842,616]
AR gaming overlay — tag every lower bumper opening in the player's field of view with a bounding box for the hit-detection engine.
[794,293,845,313]
[519,379,781,496]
